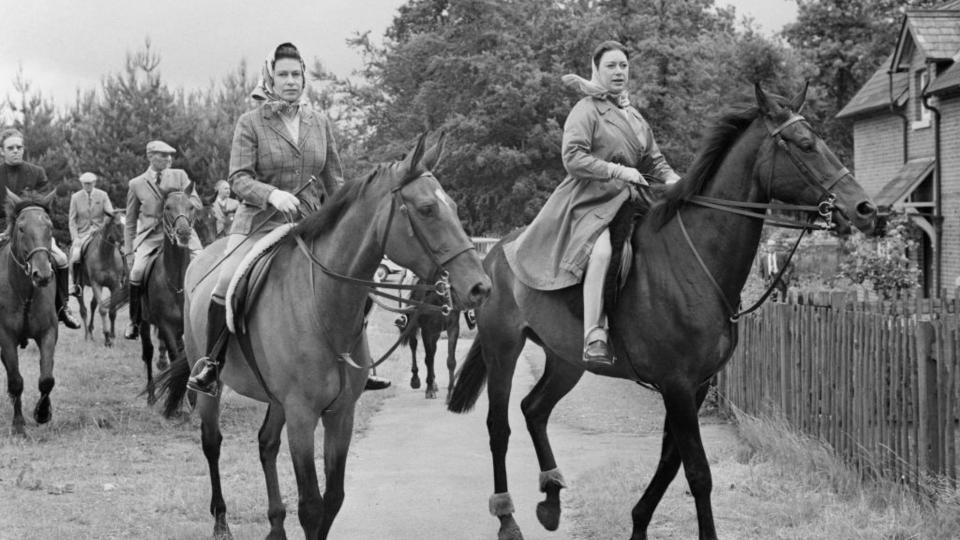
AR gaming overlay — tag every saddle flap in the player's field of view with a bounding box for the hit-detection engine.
[225,224,295,334]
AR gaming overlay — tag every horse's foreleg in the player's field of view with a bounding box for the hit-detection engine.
[423,325,439,399]
[2,345,25,435]
[444,315,460,397]
[33,331,57,425]
[78,287,91,340]
[520,350,583,531]
[486,339,525,540]
[644,381,716,540]
[286,403,323,539]
[106,286,118,346]
[198,394,232,539]
[318,405,356,540]
[409,335,420,389]
[258,403,288,540]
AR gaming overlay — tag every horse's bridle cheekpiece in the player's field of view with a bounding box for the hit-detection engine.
[10,206,54,282]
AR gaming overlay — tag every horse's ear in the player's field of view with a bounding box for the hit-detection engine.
[420,130,447,172]
[789,81,809,113]
[402,132,429,178]
[755,82,780,117]
[184,181,196,195]
[40,190,57,207]
[6,188,21,208]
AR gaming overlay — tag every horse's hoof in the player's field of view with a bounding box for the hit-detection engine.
[536,499,561,531]
[13,422,26,437]
[34,401,51,425]
[266,528,287,540]
[425,388,438,399]
[498,516,524,540]
[410,376,421,389]
[213,522,232,540]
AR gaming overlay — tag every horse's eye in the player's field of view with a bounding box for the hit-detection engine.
[418,204,436,218]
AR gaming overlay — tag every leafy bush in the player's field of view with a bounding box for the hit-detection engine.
[839,213,920,300]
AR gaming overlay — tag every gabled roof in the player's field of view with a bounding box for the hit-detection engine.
[928,61,960,95]
[836,54,908,119]
[892,8,960,67]
[873,158,935,208]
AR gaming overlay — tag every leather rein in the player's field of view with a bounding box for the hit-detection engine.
[677,113,852,322]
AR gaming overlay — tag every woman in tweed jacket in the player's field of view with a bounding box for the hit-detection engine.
[188,42,390,395]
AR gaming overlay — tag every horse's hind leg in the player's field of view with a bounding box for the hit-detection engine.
[286,403,324,539]
[198,394,232,539]
[520,349,583,531]
[140,322,155,402]
[631,381,715,540]
[485,333,526,540]
[33,332,56,425]
[259,403,288,540]
[318,405,356,539]
[78,287,91,340]
[2,346,25,435]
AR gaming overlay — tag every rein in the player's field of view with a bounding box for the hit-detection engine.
[678,112,843,322]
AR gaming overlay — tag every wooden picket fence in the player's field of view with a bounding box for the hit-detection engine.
[717,290,960,489]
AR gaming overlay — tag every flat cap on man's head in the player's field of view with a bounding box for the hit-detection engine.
[146,140,176,154]
[79,172,97,183]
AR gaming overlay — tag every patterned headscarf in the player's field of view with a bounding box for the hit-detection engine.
[251,44,308,116]
[561,41,630,108]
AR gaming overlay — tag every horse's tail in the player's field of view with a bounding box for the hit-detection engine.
[447,339,487,413]
[399,313,422,348]
[150,354,191,418]
[108,281,131,310]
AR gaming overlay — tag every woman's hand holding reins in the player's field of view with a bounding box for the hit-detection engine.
[267,189,301,216]
[611,163,648,186]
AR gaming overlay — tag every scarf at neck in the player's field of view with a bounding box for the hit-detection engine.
[250,55,307,116]
[561,73,630,108]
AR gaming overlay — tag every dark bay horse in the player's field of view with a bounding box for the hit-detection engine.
[0,190,59,435]
[397,280,464,399]
[153,133,490,540]
[75,210,126,346]
[758,243,796,301]
[447,84,878,540]
[113,186,199,402]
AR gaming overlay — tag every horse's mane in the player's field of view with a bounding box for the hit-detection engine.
[647,106,761,230]
[291,161,420,242]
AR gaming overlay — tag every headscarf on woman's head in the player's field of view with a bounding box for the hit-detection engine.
[251,42,308,115]
[561,40,630,108]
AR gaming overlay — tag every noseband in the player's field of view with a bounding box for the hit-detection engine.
[9,206,54,279]
[162,191,196,242]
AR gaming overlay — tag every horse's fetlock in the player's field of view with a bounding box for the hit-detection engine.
[8,376,24,397]
[38,377,54,395]
[489,492,515,516]
[538,468,567,492]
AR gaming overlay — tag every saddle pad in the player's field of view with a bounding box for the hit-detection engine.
[225,223,295,333]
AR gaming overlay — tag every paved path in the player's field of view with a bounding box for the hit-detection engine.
[332,313,738,539]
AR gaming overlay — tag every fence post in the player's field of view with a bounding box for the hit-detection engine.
[916,318,941,477]
[780,304,792,419]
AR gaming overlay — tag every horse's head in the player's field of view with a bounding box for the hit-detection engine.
[161,183,197,247]
[5,189,56,287]
[104,210,125,245]
[754,83,877,235]
[379,132,491,310]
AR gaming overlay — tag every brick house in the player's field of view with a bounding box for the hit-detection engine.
[836,1,960,295]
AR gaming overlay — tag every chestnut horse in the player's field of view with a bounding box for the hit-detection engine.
[0,190,59,435]
[447,84,878,540]
[75,210,126,346]
[153,133,490,539]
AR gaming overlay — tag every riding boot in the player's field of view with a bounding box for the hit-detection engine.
[582,229,613,368]
[70,262,82,297]
[54,267,82,329]
[124,284,142,339]
[364,375,392,391]
[187,301,228,397]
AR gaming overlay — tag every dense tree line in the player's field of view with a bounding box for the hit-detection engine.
[4,1,938,243]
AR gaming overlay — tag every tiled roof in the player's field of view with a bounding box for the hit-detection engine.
[873,158,936,208]
[929,61,960,95]
[836,55,908,119]
[906,9,960,60]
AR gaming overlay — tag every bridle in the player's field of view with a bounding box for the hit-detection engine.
[161,191,197,244]
[677,112,853,322]
[291,171,476,368]
[9,206,54,282]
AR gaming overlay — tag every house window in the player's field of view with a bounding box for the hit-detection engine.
[913,68,931,128]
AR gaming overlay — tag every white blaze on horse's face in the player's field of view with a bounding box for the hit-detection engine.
[434,188,452,210]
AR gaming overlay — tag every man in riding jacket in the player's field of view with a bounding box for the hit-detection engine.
[0,128,82,329]
[123,140,202,340]
[68,172,114,295]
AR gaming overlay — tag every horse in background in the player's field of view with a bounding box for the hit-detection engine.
[75,210,126,346]
[194,205,219,247]
[396,278,471,399]
[757,240,796,301]
[447,84,878,540]
[0,190,60,435]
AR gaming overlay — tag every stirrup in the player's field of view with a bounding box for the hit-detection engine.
[187,357,221,397]
[394,314,408,329]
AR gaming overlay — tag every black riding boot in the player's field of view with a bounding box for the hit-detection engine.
[187,301,228,397]
[54,267,81,329]
[124,284,142,339]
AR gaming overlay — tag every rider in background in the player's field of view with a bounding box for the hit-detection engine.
[210,179,239,239]
[68,172,115,295]
[0,128,82,329]
[187,42,390,396]
[123,140,202,340]
[504,40,680,369]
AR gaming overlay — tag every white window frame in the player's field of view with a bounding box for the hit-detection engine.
[913,67,931,129]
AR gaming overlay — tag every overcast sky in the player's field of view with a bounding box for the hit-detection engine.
[0,0,797,109]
